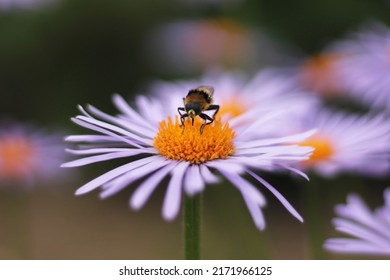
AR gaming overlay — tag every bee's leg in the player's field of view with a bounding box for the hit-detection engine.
[178,107,187,134]
[205,104,220,119]
[178,107,186,125]
[199,113,213,134]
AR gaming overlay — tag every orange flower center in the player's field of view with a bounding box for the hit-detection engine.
[300,135,334,164]
[153,117,235,164]
[0,137,37,177]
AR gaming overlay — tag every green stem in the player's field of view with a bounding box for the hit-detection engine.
[303,175,327,260]
[183,194,201,260]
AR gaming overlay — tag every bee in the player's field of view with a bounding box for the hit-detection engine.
[178,86,220,134]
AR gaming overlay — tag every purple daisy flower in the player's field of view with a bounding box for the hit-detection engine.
[324,188,390,256]
[62,94,315,230]
[0,122,68,186]
[295,107,390,177]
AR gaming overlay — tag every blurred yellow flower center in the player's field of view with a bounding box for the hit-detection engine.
[0,137,36,177]
[300,135,334,164]
[219,99,246,117]
[153,117,235,164]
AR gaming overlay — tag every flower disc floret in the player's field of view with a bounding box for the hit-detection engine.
[154,117,235,164]
[300,134,334,164]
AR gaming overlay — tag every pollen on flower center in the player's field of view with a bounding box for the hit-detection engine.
[153,117,236,164]
[300,135,334,164]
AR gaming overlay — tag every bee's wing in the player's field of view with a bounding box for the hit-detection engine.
[201,86,214,97]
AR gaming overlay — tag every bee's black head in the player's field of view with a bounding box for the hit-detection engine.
[185,103,202,117]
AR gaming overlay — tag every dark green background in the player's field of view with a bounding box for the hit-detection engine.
[0,0,389,259]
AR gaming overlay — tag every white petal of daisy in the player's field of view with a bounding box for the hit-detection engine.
[86,104,156,139]
[61,151,142,167]
[324,238,390,255]
[242,191,266,231]
[199,164,220,184]
[247,170,303,222]
[99,157,170,199]
[216,168,267,230]
[235,129,317,149]
[112,94,157,132]
[162,161,190,221]
[75,156,161,195]
[205,160,245,174]
[280,165,310,181]
[64,94,315,229]
[135,95,167,125]
[184,164,205,196]
[65,135,117,143]
[211,164,266,206]
[76,115,153,147]
[71,117,144,148]
[324,188,390,256]
[334,195,390,241]
[130,163,178,210]
[64,147,155,155]
[332,218,390,248]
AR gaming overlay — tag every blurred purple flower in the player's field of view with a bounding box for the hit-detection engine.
[296,53,348,97]
[270,47,350,99]
[62,94,315,230]
[0,122,68,187]
[324,188,390,256]
[146,19,278,75]
[331,23,390,110]
[295,108,390,177]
